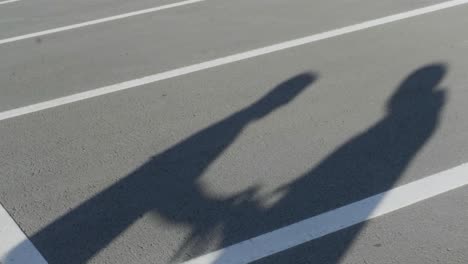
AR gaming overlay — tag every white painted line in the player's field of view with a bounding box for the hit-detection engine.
[0,0,208,45]
[0,0,21,5]
[182,162,468,264]
[0,204,47,264]
[1,0,467,122]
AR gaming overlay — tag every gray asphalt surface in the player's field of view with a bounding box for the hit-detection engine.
[0,0,446,110]
[0,0,177,38]
[1,0,468,263]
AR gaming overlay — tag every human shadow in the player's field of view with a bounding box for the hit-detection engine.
[9,64,446,264]
[16,73,316,264]
[210,64,448,264]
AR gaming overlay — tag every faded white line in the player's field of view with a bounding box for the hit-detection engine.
[0,0,208,45]
[0,0,21,5]
[1,0,468,121]
[182,163,468,264]
[0,205,47,264]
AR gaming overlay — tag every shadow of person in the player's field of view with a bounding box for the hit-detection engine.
[20,73,316,264]
[8,64,447,264]
[266,64,447,227]
[210,64,447,264]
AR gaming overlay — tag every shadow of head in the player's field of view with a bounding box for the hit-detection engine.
[387,64,447,115]
[249,73,317,119]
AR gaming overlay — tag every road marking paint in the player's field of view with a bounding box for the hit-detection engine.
[0,205,47,264]
[0,0,208,45]
[182,162,468,264]
[1,0,467,121]
[0,0,21,5]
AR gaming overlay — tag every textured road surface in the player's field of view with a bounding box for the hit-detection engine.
[1,0,468,263]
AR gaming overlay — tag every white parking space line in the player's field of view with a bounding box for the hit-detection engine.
[0,0,209,45]
[182,163,468,264]
[0,205,47,264]
[0,0,21,5]
[0,0,467,122]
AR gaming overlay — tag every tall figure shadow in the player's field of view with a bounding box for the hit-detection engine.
[17,73,316,264]
[211,64,447,264]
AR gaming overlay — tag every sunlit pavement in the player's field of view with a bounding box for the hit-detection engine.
[1,0,468,263]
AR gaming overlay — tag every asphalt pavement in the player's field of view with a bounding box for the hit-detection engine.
[1,0,468,263]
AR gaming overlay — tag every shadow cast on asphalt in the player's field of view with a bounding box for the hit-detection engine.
[8,64,447,264]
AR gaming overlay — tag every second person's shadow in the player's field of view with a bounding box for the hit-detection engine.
[211,64,447,264]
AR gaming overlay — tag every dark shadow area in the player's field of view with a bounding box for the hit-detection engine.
[250,63,447,264]
[9,64,446,264]
[18,73,316,264]
[224,64,446,263]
